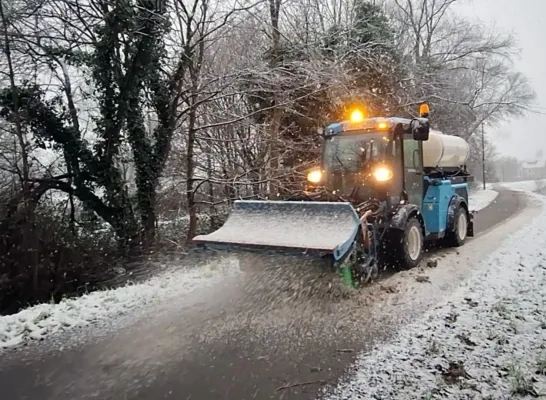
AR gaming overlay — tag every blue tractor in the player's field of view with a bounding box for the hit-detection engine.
[193,105,474,287]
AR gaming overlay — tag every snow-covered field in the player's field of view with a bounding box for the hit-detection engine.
[324,192,546,399]
[0,258,241,350]
[500,179,546,193]
[469,189,498,211]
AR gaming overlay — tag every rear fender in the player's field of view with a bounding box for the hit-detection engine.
[389,204,425,233]
[447,195,474,237]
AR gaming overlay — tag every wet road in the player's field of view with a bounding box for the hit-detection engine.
[0,189,526,400]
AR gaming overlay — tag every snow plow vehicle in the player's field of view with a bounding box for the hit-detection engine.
[193,105,474,287]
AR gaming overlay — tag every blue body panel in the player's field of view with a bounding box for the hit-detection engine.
[421,178,469,236]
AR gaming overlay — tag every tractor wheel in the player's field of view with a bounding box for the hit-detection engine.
[392,217,424,270]
[445,206,468,247]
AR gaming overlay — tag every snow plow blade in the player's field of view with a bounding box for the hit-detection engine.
[192,200,361,261]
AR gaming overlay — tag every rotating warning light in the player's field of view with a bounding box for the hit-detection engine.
[419,103,430,118]
[350,109,365,123]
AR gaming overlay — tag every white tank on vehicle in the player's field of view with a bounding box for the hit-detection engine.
[422,130,470,168]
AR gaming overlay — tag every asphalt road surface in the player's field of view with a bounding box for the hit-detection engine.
[0,189,526,400]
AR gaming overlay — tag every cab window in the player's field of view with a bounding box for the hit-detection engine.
[403,139,421,169]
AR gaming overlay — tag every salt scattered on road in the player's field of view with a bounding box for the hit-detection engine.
[323,192,546,399]
[469,188,498,211]
[0,257,241,350]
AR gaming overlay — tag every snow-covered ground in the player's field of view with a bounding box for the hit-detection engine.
[473,181,495,191]
[0,188,501,352]
[469,189,498,211]
[0,257,241,350]
[324,192,546,400]
[500,179,546,193]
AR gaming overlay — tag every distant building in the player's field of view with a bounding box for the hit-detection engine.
[517,149,546,181]
[520,160,546,181]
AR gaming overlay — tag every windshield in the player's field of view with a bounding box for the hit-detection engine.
[323,133,391,173]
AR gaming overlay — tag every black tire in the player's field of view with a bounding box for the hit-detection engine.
[388,217,424,270]
[445,206,468,247]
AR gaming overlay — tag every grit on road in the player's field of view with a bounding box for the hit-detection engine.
[0,189,526,400]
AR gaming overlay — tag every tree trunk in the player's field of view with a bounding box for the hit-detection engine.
[112,213,140,256]
[136,178,158,249]
[185,98,198,242]
[187,193,197,243]
[185,16,206,242]
[0,0,39,288]
[140,188,157,248]
[207,151,215,214]
[269,105,283,192]
[268,0,283,195]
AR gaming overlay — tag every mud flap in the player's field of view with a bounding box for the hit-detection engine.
[468,211,475,237]
[192,200,362,261]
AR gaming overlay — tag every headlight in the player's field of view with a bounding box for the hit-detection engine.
[307,169,323,183]
[373,167,393,182]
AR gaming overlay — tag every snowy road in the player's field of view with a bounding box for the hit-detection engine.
[325,192,546,399]
[0,189,499,351]
[0,189,527,400]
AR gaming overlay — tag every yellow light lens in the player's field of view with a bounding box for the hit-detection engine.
[373,167,393,182]
[377,121,389,130]
[419,103,430,116]
[307,169,323,183]
[350,109,365,123]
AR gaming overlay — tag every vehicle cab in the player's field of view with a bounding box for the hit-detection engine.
[307,107,431,211]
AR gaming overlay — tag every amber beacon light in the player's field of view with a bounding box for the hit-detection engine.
[419,103,430,118]
[350,109,365,123]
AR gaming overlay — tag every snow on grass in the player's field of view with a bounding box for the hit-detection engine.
[323,192,546,400]
[0,257,241,350]
[469,189,498,211]
[500,179,546,193]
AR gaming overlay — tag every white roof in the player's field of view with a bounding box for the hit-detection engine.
[522,161,546,169]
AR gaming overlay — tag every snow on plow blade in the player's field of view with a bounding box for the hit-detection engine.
[192,200,361,261]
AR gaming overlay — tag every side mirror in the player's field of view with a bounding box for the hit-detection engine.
[411,118,430,141]
[393,123,405,139]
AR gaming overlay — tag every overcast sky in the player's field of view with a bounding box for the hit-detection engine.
[454,0,545,161]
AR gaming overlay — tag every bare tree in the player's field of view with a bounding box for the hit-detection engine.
[0,0,204,249]
[0,0,41,286]
[388,0,535,137]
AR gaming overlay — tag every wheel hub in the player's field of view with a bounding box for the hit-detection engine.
[407,226,422,261]
[457,212,468,240]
